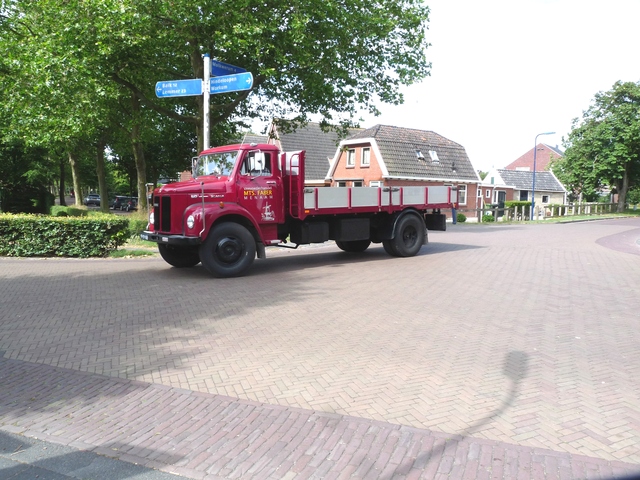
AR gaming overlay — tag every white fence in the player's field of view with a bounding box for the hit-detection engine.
[457,202,634,223]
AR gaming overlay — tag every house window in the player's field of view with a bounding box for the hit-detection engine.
[519,191,528,201]
[542,195,550,204]
[457,185,467,205]
[361,148,370,167]
[429,150,439,163]
[477,187,483,198]
[346,149,355,167]
[370,181,383,187]
[353,181,363,187]
[337,181,347,187]
[485,190,491,198]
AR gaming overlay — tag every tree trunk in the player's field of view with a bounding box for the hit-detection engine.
[131,93,148,211]
[58,157,67,206]
[68,151,83,207]
[617,161,630,211]
[96,140,108,213]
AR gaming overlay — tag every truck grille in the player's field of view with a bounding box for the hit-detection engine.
[153,196,171,232]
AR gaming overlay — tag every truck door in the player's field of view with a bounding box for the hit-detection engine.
[236,150,284,225]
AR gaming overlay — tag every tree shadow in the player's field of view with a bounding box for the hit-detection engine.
[0,430,183,479]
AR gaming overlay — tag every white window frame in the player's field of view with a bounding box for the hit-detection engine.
[542,195,550,204]
[370,180,383,187]
[361,147,370,167]
[346,149,355,168]
[353,181,363,187]
[457,184,467,206]
[337,181,347,187]
[485,190,491,198]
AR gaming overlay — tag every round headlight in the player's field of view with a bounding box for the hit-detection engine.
[187,215,195,229]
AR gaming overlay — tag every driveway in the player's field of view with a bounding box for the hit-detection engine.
[1,218,639,478]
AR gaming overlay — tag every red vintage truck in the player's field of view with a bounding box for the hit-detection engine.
[141,143,457,277]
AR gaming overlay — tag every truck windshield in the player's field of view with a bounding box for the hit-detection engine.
[194,151,238,178]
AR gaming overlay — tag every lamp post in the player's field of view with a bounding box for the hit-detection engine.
[531,131,555,220]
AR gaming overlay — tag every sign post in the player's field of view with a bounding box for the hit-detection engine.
[203,54,211,150]
[155,54,252,152]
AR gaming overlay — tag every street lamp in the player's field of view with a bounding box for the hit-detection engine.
[531,131,555,220]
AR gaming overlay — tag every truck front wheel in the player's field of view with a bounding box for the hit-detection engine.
[335,240,371,252]
[388,214,425,257]
[158,244,201,268]
[200,223,256,277]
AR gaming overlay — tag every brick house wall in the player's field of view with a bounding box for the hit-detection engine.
[331,144,384,186]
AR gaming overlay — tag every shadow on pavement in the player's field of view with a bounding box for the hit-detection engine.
[0,430,183,479]
[390,351,530,478]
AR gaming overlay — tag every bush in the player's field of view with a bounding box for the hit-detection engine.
[0,213,129,257]
[127,210,149,238]
[482,214,495,223]
[456,212,467,223]
[50,205,88,217]
[504,201,530,208]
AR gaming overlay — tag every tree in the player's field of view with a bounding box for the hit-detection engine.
[2,0,431,210]
[556,81,640,209]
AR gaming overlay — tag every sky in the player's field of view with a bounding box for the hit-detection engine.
[353,0,640,171]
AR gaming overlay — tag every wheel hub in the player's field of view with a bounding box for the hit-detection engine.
[216,236,244,264]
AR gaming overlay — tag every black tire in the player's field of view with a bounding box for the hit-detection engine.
[382,239,399,256]
[390,214,425,257]
[199,223,256,277]
[158,244,201,268]
[335,239,371,252]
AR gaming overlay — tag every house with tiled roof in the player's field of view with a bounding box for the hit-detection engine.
[480,168,566,208]
[326,124,481,213]
[240,133,268,145]
[505,144,563,171]
[267,121,363,186]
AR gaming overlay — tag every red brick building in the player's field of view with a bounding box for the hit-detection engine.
[327,125,482,213]
[505,144,563,172]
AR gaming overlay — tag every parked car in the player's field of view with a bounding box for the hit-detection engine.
[84,194,100,206]
[122,197,138,212]
[110,196,130,210]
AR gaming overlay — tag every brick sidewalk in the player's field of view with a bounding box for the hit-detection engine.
[1,357,638,479]
[1,218,640,478]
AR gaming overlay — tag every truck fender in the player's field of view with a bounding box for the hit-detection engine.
[185,202,266,256]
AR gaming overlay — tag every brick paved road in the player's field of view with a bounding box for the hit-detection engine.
[1,217,639,478]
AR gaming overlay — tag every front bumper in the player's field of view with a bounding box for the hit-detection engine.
[140,231,201,246]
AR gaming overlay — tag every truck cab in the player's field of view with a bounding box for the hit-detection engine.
[142,143,293,276]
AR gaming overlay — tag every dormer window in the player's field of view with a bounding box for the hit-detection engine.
[429,150,439,163]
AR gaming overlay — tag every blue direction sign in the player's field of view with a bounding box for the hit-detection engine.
[209,72,254,94]
[210,59,246,77]
[155,79,203,98]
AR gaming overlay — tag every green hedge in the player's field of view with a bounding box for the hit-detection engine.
[50,205,88,217]
[0,213,129,257]
[504,201,530,208]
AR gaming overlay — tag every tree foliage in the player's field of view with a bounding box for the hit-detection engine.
[555,81,640,208]
[1,0,431,211]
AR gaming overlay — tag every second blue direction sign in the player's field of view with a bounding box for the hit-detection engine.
[210,72,253,94]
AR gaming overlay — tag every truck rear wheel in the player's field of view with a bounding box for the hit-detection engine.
[158,244,201,268]
[389,214,425,257]
[200,223,256,277]
[335,240,371,252]
[382,239,399,256]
